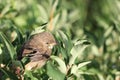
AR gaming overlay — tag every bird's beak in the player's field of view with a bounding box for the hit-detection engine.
[48,42,57,49]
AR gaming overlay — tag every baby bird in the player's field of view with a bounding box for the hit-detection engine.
[19,32,56,70]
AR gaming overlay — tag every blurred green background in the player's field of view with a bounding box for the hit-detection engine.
[0,0,120,80]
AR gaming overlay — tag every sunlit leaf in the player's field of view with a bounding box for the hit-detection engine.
[30,26,45,36]
[71,64,77,74]
[91,45,101,56]
[1,4,11,16]
[78,61,91,69]
[51,56,67,74]
[97,73,105,80]
[57,30,73,58]
[69,10,80,23]
[69,40,90,65]
[12,26,24,45]
[24,71,38,80]
[71,61,91,76]
[0,46,2,64]
[104,26,113,38]
[0,45,2,55]
[37,4,48,22]
[0,32,16,60]
[47,61,65,80]
[52,14,60,30]
[14,15,27,27]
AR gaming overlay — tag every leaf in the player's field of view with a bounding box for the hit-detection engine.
[47,61,65,80]
[68,10,80,23]
[61,9,67,23]
[1,4,11,16]
[71,64,77,74]
[0,32,16,60]
[0,68,18,80]
[58,30,68,41]
[12,26,24,45]
[56,30,73,58]
[71,61,91,76]
[0,44,2,55]
[24,71,38,80]
[52,14,60,29]
[30,26,45,36]
[14,15,27,27]
[51,56,67,74]
[12,60,24,70]
[77,61,91,69]
[115,23,120,32]
[55,9,68,29]
[37,4,48,23]
[104,26,113,38]
[69,40,90,65]
[97,73,105,80]
[0,45,2,63]
[91,45,100,56]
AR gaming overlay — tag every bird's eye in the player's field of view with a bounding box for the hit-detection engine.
[46,42,49,44]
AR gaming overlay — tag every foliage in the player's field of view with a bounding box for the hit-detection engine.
[0,0,120,80]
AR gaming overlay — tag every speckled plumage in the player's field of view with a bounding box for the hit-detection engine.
[19,32,56,70]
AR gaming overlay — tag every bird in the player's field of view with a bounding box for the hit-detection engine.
[19,31,57,70]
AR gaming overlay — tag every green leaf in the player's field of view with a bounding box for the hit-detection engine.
[12,26,24,45]
[56,30,73,58]
[71,64,77,75]
[1,4,11,16]
[0,68,18,80]
[0,44,2,55]
[104,26,113,38]
[14,15,27,27]
[24,71,38,80]
[71,61,91,76]
[30,26,45,36]
[68,10,80,23]
[12,60,24,70]
[0,32,16,60]
[60,9,67,24]
[37,4,48,23]
[52,14,60,29]
[47,61,65,80]
[51,56,67,74]
[91,45,100,56]
[69,40,90,65]
[78,61,91,69]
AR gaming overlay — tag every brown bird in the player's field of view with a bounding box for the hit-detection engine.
[19,31,56,70]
